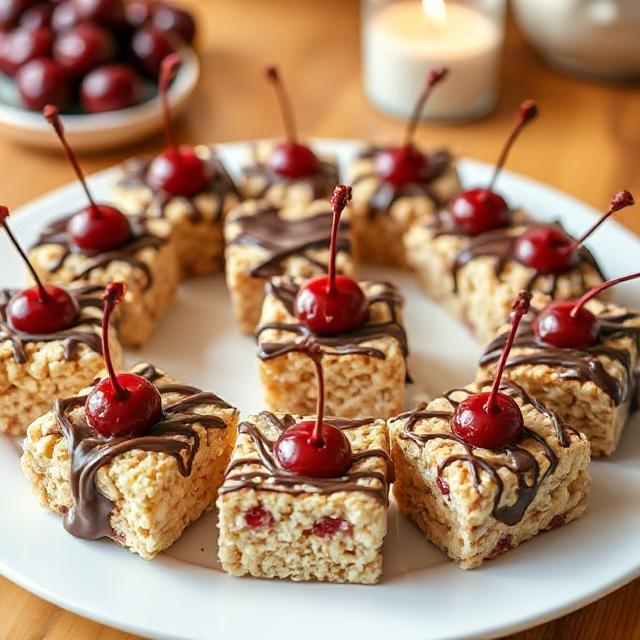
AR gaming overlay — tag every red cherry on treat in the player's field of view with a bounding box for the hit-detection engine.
[533,271,640,349]
[0,27,53,76]
[85,283,163,437]
[273,340,352,478]
[51,1,81,32]
[0,206,79,334]
[264,65,319,179]
[131,26,174,77]
[53,23,116,75]
[514,190,635,274]
[16,57,72,110]
[147,53,210,195]
[151,4,196,43]
[44,105,131,252]
[452,292,531,449]
[80,64,142,112]
[295,185,368,335]
[374,66,448,186]
[449,100,538,235]
[19,3,54,30]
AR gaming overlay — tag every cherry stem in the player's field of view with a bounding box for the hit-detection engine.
[572,190,635,250]
[159,53,181,156]
[484,292,531,414]
[570,271,640,318]
[327,185,352,296]
[43,105,99,216]
[487,99,538,192]
[265,65,298,143]
[0,206,50,303]
[403,66,448,148]
[101,283,128,402]
[309,349,326,448]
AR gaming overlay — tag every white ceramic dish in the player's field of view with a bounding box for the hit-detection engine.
[0,140,639,640]
[0,47,199,152]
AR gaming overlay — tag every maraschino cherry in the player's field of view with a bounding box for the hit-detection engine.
[451,292,531,449]
[295,185,368,335]
[85,282,163,437]
[264,64,319,179]
[374,66,448,186]
[449,100,538,235]
[0,205,78,334]
[44,104,131,252]
[533,271,640,350]
[514,190,635,274]
[273,339,352,477]
[146,53,211,196]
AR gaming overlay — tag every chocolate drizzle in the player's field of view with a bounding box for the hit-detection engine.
[352,147,453,217]
[398,380,577,525]
[54,364,233,540]
[229,206,351,278]
[118,151,239,223]
[0,285,103,364]
[219,412,394,503]
[480,311,640,405]
[31,215,165,290]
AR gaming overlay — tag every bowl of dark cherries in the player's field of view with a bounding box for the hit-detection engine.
[0,0,199,150]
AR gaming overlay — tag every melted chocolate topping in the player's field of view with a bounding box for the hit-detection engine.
[398,380,578,526]
[229,205,351,278]
[119,151,239,224]
[0,285,103,364]
[31,215,165,290]
[480,311,640,405]
[353,147,453,217]
[219,412,394,503]
[54,364,233,540]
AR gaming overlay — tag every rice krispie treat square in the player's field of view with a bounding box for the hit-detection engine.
[238,141,339,208]
[256,276,408,419]
[28,215,179,348]
[224,199,355,334]
[404,221,605,344]
[388,380,590,569]
[348,147,462,267]
[479,297,640,456]
[0,285,122,435]
[111,147,240,277]
[21,363,239,559]
[217,412,393,584]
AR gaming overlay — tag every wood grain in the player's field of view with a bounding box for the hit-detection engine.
[1,0,639,638]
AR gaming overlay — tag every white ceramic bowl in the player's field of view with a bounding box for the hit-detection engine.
[0,47,200,152]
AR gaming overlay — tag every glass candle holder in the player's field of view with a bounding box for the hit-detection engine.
[362,0,506,121]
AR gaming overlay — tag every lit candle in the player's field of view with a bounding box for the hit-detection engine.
[363,0,504,120]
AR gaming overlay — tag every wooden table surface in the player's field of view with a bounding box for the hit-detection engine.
[1,0,639,638]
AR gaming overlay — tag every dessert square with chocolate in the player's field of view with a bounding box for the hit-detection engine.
[21,363,239,559]
[217,411,393,584]
[224,199,355,334]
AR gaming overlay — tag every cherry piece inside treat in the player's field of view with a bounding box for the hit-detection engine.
[312,516,352,538]
[85,283,163,437]
[0,206,79,334]
[451,292,531,449]
[534,271,640,349]
[244,506,274,530]
[273,339,352,478]
[514,190,635,274]
[295,185,368,335]
[264,64,319,179]
[147,53,211,196]
[449,100,538,236]
[374,66,448,186]
[44,104,131,252]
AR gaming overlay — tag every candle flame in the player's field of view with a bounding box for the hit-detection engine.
[422,0,447,26]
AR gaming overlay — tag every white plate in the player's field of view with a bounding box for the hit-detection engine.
[0,140,639,640]
[0,47,199,152]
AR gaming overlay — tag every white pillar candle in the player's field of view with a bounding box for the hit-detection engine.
[363,0,504,121]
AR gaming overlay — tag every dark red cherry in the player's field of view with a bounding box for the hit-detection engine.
[68,204,131,251]
[51,1,81,32]
[0,26,53,76]
[125,0,153,28]
[513,225,576,274]
[53,23,116,75]
[147,145,210,196]
[533,300,598,350]
[85,282,163,438]
[19,3,54,30]
[0,0,31,30]
[449,188,510,236]
[80,64,142,112]
[74,0,125,27]
[374,145,426,186]
[151,4,195,43]
[131,26,174,77]
[267,142,319,179]
[312,516,352,538]
[244,506,274,530]
[16,57,72,110]
[295,185,368,335]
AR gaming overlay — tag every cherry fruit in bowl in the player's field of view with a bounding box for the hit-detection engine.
[53,23,116,75]
[0,26,53,76]
[80,63,142,113]
[85,282,163,437]
[16,57,72,110]
[74,0,126,28]
[0,0,32,30]
[19,3,54,30]
[151,4,195,43]
[51,1,82,32]
[131,26,174,77]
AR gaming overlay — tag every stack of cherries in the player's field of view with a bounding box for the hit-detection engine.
[0,0,196,113]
